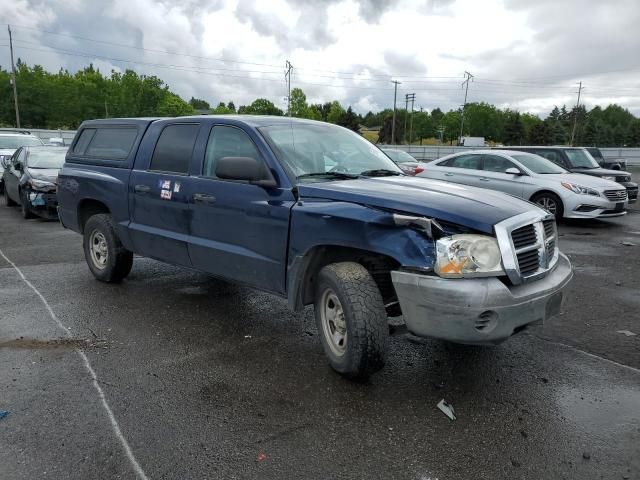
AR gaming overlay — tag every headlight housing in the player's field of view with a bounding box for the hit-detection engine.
[601,176,615,181]
[435,234,504,278]
[28,178,54,189]
[561,182,599,196]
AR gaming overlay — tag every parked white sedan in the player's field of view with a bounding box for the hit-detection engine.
[418,150,628,220]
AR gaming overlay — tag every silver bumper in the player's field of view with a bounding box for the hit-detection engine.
[391,253,573,345]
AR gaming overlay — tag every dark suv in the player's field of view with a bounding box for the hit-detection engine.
[585,147,627,171]
[500,146,637,203]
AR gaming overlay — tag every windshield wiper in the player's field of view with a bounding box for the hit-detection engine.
[297,172,360,180]
[359,169,403,177]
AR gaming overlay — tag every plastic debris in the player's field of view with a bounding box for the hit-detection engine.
[257,452,267,461]
[617,330,637,337]
[0,410,8,420]
[437,399,456,421]
[244,335,252,339]
[621,241,636,246]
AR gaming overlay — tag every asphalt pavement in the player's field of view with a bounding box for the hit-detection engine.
[1,192,639,480]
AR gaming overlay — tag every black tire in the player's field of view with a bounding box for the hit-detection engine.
[20,190,36,219]
[314,262,388,379]
[4,185,17,206]
[83,214,133,282]
[531,192,564,221]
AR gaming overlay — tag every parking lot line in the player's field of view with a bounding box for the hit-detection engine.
[0,247,150,480]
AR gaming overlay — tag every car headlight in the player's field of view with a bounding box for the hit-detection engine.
[28,178,54,189]
[435,234,504,278]
[561,182,599,196]
[602,176,615,181]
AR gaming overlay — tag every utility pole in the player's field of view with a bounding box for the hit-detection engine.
[408,93,416,143]
[285,60,293,117]
[391,80,401,144]
[570,81,583,146]
[404,94,409,143]
[104,99,109,118]
[459,71,473,145]
[8,25,21,128]
[436,125,445,145]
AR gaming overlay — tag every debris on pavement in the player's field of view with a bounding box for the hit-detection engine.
[437,399,456,421]
[0,410,9,420]
[582,452,591,460]
[616,330,637,337]
[257,452,267,461]
[620,241,636,246]
[244,335,252,339]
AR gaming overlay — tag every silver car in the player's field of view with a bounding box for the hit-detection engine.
[418,150,628,220]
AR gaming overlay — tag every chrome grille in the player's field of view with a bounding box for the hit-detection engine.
[496,213,558,285]
[604,189,627,201]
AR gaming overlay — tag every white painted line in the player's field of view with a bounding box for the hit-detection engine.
[0,248,150,480]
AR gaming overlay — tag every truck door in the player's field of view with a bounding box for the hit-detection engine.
[187,124,295,294]
[128,123,199,267]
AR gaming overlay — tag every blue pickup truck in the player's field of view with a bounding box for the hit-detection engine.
[58,116,573,378]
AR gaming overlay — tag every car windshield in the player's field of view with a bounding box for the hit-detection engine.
[26,148,67,169]
[0,135,44,149]
[259,122,403,180]
[383,149,416,164]
[564,149,600,169]
[511,153,567,174]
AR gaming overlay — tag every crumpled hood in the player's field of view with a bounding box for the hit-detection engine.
[26,167,60,184]
[297,176,545,233]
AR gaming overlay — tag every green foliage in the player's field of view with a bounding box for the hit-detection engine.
[2,63,639,147]
[237,98,283,116]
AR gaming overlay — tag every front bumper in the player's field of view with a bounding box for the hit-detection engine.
[621,182,638,203]
[25,189,59,219]
[391,253,573,345]
[565,194,628,218]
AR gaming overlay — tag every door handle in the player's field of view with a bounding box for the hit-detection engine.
[134,184,151,193]
[193,193,216,204]
[479,178,490,182]
[444,172,454,177]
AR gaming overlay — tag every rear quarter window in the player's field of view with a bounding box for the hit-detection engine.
[82,127,138,160]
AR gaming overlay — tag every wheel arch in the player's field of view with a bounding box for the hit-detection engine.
[287,244,401,315]
[77,198,111,233]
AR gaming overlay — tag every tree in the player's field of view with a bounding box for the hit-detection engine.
[529,122,551,145]
[238,98,283,116]
[337,106,360,132]
[227,101,236,112]
[377,114,401,144]
[326,101,345,124]
[503,111,525,145]
[189,97,210,110]
[158,94,195,116]
[289,88,308,117]
[211,102,234,114]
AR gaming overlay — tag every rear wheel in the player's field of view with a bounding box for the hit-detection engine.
[314,262,388,379]
[83,214,133,282]
[4,185,17,207]
[531,192,563,221]
[20,191,36,219]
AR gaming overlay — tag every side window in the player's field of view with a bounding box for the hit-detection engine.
[203,126,261,178]
[15,149,26,167]
[443,154,482,170]
[73,128,96,154]
[535,150,562,165]
[85,127,138,160]
[149,124,200,174]
[482,154,517,173]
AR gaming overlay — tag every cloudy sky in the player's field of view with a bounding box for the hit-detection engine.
[2,0,640,116]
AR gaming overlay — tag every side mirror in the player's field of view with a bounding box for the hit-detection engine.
[216,156,277,188]
[14,161,23,171]
[505,167,522,176]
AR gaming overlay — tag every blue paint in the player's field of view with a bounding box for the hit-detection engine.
[0,410,9,420]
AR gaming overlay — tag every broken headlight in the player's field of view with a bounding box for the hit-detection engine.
[435,234,504,278]
[28,178,54,189]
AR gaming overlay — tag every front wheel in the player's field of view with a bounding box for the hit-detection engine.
[531,192,564,221]
[83,214,133,282]
[314,262,389,379]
